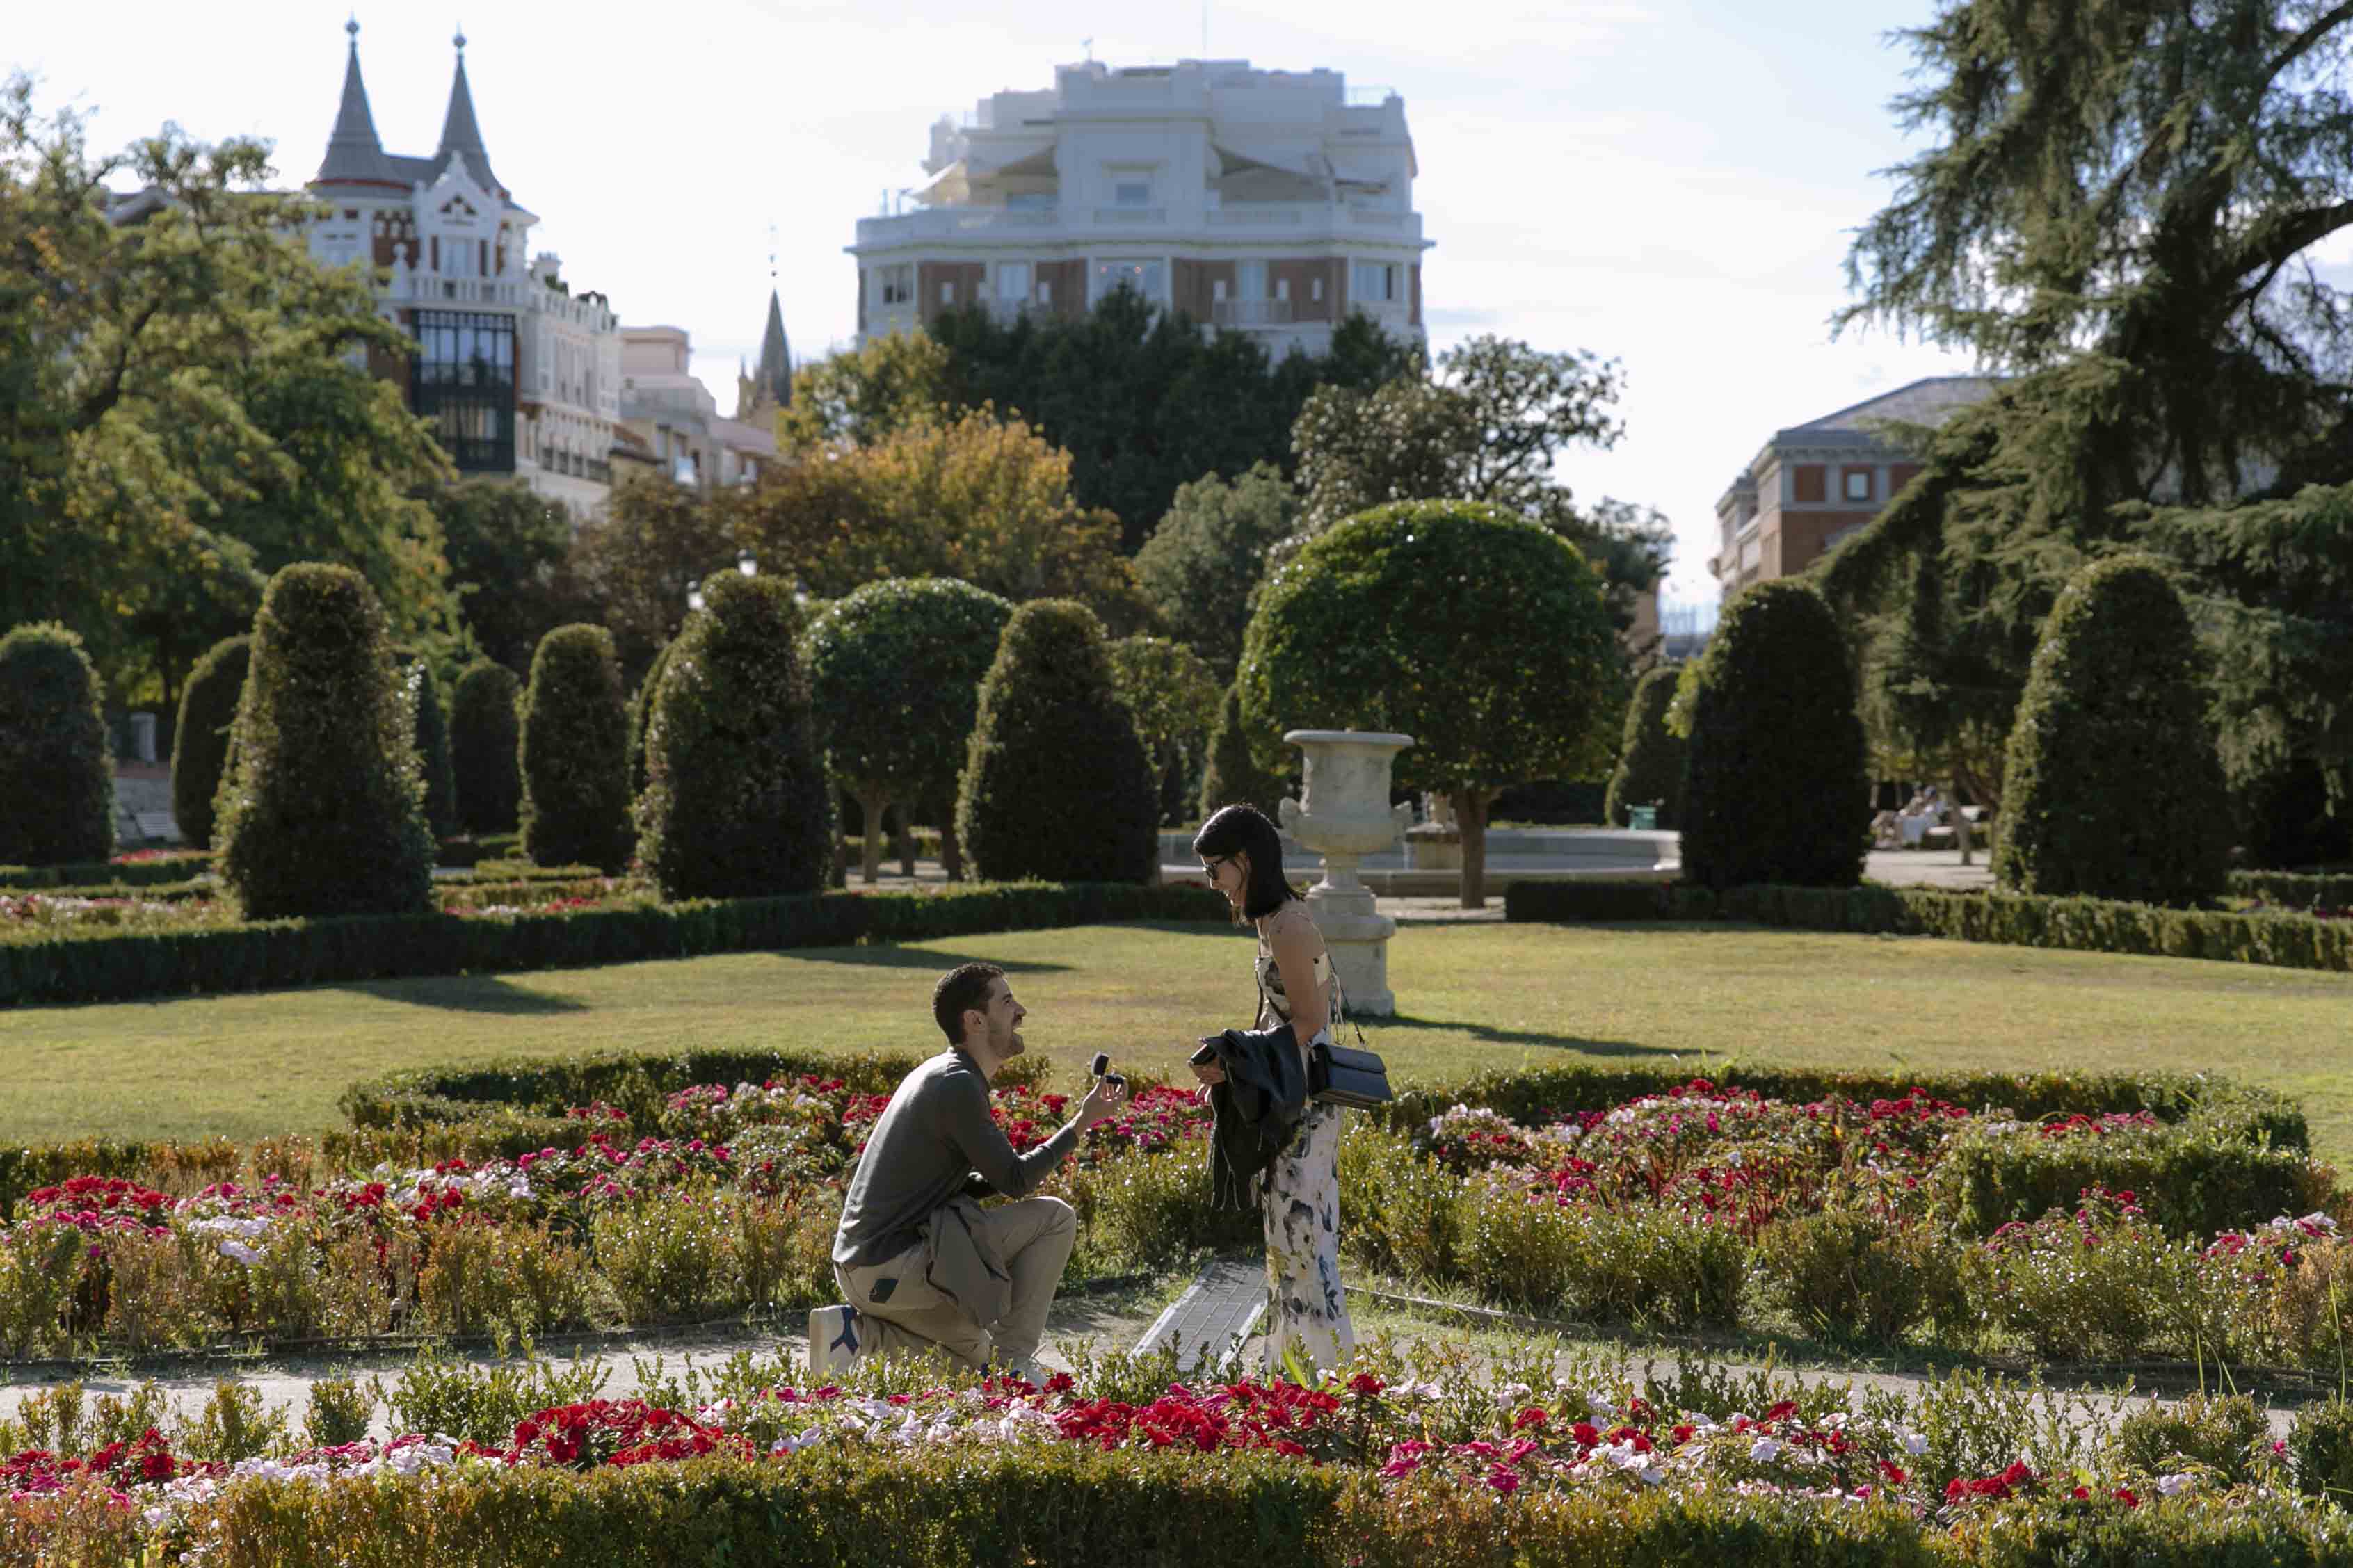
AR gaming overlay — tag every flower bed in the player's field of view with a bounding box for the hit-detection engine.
[7,1339,2353,1565]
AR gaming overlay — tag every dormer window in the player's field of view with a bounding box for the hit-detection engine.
[1114,180,1151,207]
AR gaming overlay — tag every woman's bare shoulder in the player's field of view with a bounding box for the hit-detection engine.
[1264,898,1320,939]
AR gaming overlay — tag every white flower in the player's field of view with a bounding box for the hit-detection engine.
[217,1240,262,1265]
[1904,1432,1928,1456]
[1639,1464,1665,1485]
[2155,1471,2197,1496]
[1587,1391,1615,1417]
[1749,1437,1781,1463]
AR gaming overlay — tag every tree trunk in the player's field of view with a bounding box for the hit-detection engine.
[858,791,888,884]
[941,818,964,882]
[1456,786,1493,910]
[1949,776,1974,865]
[894,806,915,878]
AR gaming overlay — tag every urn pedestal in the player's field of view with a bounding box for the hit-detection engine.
[1276,729,1415,1017]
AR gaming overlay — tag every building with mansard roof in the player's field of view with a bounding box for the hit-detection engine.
[305,20,622,518]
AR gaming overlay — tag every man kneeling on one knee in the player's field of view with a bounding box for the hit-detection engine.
[830,962,1127,1380]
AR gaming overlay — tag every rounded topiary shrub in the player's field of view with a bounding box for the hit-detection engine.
[1680,579,1870,890]
[1993,554,2229,905]
[956,599,1158,884]
[449,660,522,835]
[1604,664,1687,829]
[805,576,1014,884]
[0,622,114,866]
[637,574,833,899]
[396,654,458,839]
[627,639,676,805]
[170,634,251,850]
[1199,682,1287,823]
[214,564,433,918]
[519,624,633,873]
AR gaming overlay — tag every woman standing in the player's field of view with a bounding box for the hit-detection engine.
[1188,803,1356,1373]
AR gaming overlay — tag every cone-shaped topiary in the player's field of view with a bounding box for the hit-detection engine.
[1993,554,2229,905]
[1604,665,1687,829]
[1680,579,1870,890]
[214,564,433,917]
[170,634,250,850]
[1198,681,1287,824]
[396,654,458,839]
[637,573,834,899]
[0,622,114,866]
[804,576,1014,884]
[519,624,633,873]
[449,660,522,835]
[627,638,677,806]
[956,599,1158,884]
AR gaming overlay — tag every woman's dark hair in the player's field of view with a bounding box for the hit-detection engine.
[1193,804,1300,923]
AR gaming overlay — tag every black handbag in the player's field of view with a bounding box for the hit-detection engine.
[1308,1037,1392,1108]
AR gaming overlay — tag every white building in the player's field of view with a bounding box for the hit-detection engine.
[850,58,1431,359]
[306,22,623,519]
[618,326,779,494]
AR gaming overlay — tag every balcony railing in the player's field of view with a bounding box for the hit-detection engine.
[1212,299,1294,327]
[1093,205,1166,224]
[854,207,1061,244]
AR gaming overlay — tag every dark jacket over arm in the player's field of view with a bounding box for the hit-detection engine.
[1205,1022,1306,1209]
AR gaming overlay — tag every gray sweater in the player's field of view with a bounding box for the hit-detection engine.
[831,1050,1080,1268]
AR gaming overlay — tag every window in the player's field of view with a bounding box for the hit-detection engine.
[408,309,515,473]
[879,265,913,306]
[1092,259,1166,304]
[1114,179,1151,207]
[940,280,955,305]
[1310,276,1324,302]
[1351,261,1397,302]
[1276,277,1291,302]
[1844,469,1872,501]
[996,261,1031,301]
[1237,260,1267,300]
[1036,279,1053,305]
[1212,278,1228,302]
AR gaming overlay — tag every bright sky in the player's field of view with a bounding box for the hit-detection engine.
[15,0,1989,612]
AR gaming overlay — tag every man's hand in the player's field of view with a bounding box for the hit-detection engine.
[1076,1074,1130,1129]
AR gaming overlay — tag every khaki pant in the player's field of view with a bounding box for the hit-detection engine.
[834,1196,1076,1373]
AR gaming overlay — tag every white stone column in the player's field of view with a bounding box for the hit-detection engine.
[1276,729,1414,1017]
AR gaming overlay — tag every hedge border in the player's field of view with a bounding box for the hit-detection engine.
[2232,868,2353,911]
[1505,878,2353,974]
[0,881,1230,1008]
[0,855,212,891]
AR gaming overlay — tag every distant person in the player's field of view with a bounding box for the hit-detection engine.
[1187,803,1356,1373]
[830,962,1128,1381]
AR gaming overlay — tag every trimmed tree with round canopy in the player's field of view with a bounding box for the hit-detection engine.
[1993,554,2229,905]
[805,577,1013,883]
[1679,578,1871,891]
[956,599,1159,885]
[636,572,833,900]
[1109,635,1222,827]
[1238,501,1623,909]
[519,624,633,873]
[214,563,433,918]
[0,622,115,866]
[170,633,251,850]
[449,660,523,835]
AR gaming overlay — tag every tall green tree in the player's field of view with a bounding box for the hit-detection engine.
[930,289,1416,549]
[565,474,747,684]
[170,634,250,850]
[1132,462,1298,681]
[1823,0,2353,827]
[776,331,956,451]
[428,479,581,677]
[449,660,522,836]
[0,623,113,867]
[1239,501,1623,908]
[1108,635,1221,827]
[519,625,633,873]
[1603,665,1688,830]
[1288,336,1671,631]
[1,76,456,710]
[803,577,1014,883]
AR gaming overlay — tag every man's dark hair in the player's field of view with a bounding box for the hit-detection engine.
[1193,803,1301,924]
[932,962,1006,1046]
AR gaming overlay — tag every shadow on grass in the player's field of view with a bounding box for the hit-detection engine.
[769,946,1076,974]
[334,976,591,1015]
[1377,1013,1681,1056]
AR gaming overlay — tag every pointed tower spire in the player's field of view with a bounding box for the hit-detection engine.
[435,25,507,196]
[314,17,396,186]
[755,290,793,411]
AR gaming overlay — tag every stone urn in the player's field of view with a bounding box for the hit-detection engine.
[1276,729,1415,1017]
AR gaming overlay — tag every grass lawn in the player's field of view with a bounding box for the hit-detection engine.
[3,921,2350,1161]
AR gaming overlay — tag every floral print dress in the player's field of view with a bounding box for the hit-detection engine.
[1255,901,1356,1374]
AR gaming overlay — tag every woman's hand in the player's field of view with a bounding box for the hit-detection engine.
[1189,1060,1226,1088]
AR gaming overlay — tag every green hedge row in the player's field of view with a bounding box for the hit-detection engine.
[1505,879,2353,973]
[1929,1116,2330,1238]
[433,833,522,869]
[2232,868,2353,910]
[0,880,1229,1007]
[342,1045,937,1131]
[0,854,212,890]
[154,1448,2353,1568]
[1377,1060,2307,1151]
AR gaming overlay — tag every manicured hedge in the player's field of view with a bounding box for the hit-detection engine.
[1929,1115,2330,1238]
[0,881,1230,1007]
[1505,878,2353,975]
[342,1045,934,1129]
[112,1448,2353,1568]
[0,623,113,867]
[0,855,212,891]
[2232,868,2353,910]
[170,634,250,851]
